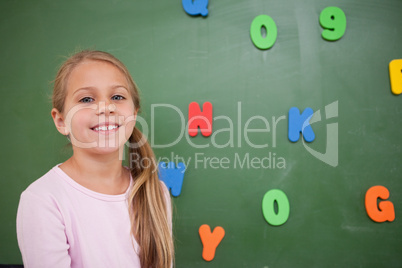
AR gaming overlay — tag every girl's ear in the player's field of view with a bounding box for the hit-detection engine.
[134,108,138,120]
[51,108,69,136]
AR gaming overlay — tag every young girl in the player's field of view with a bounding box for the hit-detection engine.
[16,50,174,268]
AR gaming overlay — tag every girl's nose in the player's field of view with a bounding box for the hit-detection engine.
[96,101,116,115]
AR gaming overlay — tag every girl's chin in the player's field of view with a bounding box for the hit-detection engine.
[70,138,128,155]
[72,145,126,157]
[92,146,124,155]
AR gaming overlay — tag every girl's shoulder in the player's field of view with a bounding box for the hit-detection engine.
[22,164,65,197]
[25,164,132,202]
[18,165,69,217]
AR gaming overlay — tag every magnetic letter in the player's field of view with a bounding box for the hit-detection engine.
[199,224,225,261]
[365,185,395,222]
[188,102,213,137]
[288,107,315,142]
[389,59,402,95]
[250,15,277,50]
[182,0,208,17]
[319,7,347,41]
[262,189,290,226]
[158,162,186,197]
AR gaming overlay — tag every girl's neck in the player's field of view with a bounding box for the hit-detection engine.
[59,149,130,195]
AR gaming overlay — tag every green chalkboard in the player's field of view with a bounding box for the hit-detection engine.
[1,0,401,267]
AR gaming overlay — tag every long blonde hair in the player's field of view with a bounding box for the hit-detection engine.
[52,50,174,268]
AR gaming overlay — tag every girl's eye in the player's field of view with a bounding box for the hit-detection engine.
[80,97,94,103]
[112,95,125,101]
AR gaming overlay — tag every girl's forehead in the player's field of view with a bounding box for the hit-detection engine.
[62,59,137,105]
[72,59,122,74]
[67,60,130,87]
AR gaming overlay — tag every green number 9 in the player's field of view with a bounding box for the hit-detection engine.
[319,6,346,41]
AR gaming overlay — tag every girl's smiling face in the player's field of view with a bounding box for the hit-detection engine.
[52,60,136,155]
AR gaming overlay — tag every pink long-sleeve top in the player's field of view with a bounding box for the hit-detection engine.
[17,164,171,268]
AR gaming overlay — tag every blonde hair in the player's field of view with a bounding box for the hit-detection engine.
[52,50,174,268]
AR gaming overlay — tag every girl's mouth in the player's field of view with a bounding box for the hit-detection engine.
[91,124,120,132]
